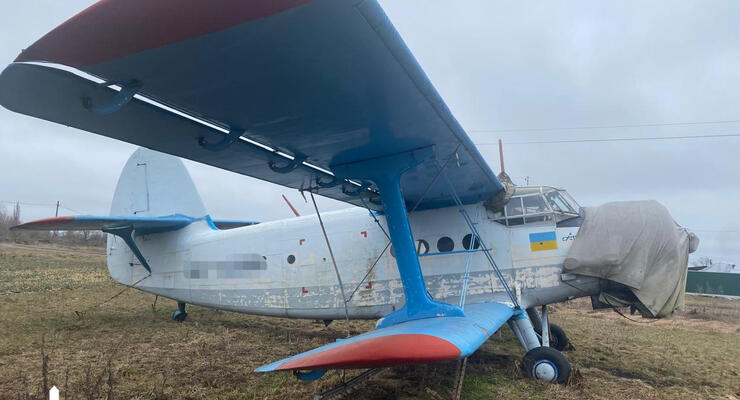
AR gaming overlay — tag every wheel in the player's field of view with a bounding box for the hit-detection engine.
[522,346,571,384]
[535,322,570,351]
[173,309,188,323]
[546,323,570,352]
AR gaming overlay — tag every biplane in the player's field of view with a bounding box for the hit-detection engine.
[1,0,695,386]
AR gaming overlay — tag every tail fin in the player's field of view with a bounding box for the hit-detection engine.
[12,148,257,287]
[111,147,206,218]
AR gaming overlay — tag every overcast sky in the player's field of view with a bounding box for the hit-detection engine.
[1,1,738,263]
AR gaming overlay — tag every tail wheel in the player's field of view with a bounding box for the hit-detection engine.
[522,346,571,384]
[547,323,570,352]
[173,309,188,323]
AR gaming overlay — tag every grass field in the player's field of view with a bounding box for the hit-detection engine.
[0,243,738,400]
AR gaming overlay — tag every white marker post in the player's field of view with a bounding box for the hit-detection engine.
[49,386,59,400]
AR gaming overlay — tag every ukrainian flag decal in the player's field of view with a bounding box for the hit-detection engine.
[529,231,558,252]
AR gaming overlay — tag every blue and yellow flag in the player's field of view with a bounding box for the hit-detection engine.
[529,231,557,252]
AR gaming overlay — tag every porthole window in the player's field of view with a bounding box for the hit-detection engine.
[287,254,296,264]
[462,234,481,250]
[416,239,429,255]
[437,236,454,252]
[391,240,431,257]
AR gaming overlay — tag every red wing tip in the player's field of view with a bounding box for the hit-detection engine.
[275,334,461,371]
[11,216,74,230]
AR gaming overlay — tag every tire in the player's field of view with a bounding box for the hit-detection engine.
[522,346,571,384]
[546,323,570,352]
[173,309,188,323]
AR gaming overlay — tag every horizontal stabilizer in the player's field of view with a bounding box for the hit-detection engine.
[256,302,513,372]
[11,215,257,234]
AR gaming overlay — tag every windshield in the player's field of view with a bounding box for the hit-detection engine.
[560,190,581,212]
[488,186,581,226]
[544,191,575,213]
[523,194,549,214]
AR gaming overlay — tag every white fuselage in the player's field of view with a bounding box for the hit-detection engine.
[107,203,598,319]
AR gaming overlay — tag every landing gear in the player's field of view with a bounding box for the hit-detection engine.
[173,302,187,322]
[509,307,572,384]
[545,323,569,352]
[522,346,571,384]
[526,307,571,351]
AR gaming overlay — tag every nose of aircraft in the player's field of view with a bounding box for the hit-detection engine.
[563,200,698,318]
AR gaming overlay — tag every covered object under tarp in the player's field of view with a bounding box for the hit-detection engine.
[563,200,699,318]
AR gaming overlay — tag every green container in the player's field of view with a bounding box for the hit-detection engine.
[686,271,740,296]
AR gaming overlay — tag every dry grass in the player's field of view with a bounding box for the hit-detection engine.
[0,244,738,399]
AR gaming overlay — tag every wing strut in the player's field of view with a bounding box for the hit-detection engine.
[333,147,464,328]
[102,225,152,273]
[440,167,520,308]
[309,191,351,338]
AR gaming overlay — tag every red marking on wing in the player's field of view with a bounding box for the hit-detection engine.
[361,231,367,238]
[276,334,460,370]
[13,216,74,229]
[299,238,305,246]
[16,0,312,67]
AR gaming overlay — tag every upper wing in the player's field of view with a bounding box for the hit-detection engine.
[0,0,502,211]
[257,302,513,372]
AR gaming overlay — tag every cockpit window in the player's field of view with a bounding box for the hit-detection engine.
[545,191,575,213]
[505,197,523,217]
[488,186,580,226]
[560,191,581,212]
[523,195,548,214]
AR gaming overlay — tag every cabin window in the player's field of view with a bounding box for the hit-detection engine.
[462,234,481,250]
[391,240,429,257]
[416,239,430,255]
[287,254,296,264]
[437,236,454,252]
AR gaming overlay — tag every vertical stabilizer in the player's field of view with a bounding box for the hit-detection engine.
[110,148,206,218]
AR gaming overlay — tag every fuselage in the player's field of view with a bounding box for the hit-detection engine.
[107,190,601,320]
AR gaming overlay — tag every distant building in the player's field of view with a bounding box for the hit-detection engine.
[689,257,738,274]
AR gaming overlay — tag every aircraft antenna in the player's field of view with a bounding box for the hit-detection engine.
[282,194,300,217]
[498,138,505,173]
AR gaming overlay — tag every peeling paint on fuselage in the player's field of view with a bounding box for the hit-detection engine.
[106,203,596,319]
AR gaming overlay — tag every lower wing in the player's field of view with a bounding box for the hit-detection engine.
[257,302,513,372]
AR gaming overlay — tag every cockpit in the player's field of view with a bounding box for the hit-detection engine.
[488,186,581,226]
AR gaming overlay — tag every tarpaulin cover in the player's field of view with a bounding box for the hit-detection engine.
[563,200,699,317]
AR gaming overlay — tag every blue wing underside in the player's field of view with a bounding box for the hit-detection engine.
[0,0,508,372]
[0,0,502,212]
